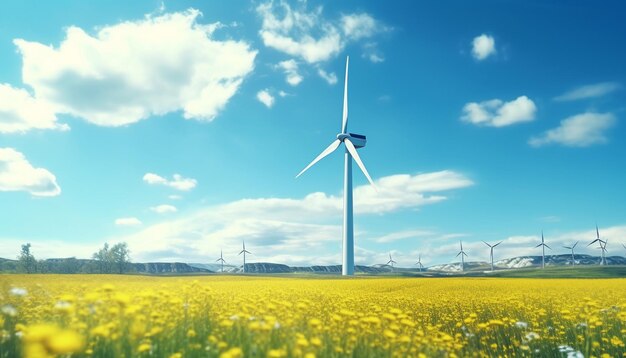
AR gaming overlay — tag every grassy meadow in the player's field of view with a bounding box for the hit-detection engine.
[1,274,625,357]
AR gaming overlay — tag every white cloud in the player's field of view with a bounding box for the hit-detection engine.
[554,82,622,101]
[256,89,275,108]
[317,69,337,85]
[375,230,433,243]
[361,42,384,63]
[0,84,68,133]
[115,217,142,226]
[143,173,197,191]
[111,170,473,264]
[168,194,183,200]
[278,90,288,97]
[256,2,384,64]
[529,112,616,147]
[471,34,496,60]
[277,59,303,86]
[340,13,378,40]
[151,204,178,214]
[14,9,257,126]
[0,148,61,197]
[461,96,536,127]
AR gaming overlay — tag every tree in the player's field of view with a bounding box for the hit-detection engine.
[18,243,37,273]
[92,243,112,273]
[110,243,131,274]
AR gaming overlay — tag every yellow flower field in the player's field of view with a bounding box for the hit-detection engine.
[1,275,625,357]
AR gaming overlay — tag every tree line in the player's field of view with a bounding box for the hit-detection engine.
[5,242,132,274]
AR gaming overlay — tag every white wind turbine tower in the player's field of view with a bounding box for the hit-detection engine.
[535,231,551,269]
[238,240,252,273]
[588,225,607,265]
[415,254,424,272]
[482,241,502,271]
[296,56,376,276]
[216,250,226,273]
[599,239,608,265]
[456,241,468,272]
[563,241,578,266]
[386,253,397,270]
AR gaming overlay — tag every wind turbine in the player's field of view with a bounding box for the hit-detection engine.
[386,253,397,270]
[623,243,626,254]
[238,240,252,273]
[415,254,424,272]
[563,241,578,266]
[599,239,608,265]
[296,56,375,276]
[456,241,468,272]
[216,250,226,273]
[588,225,607,265]
[535,231,551,269]
[482,241,502,271]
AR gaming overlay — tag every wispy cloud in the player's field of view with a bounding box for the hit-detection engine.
[114,170,473,264]
[529,112,616,147]
[256,89,275,108]
[374,230,433,243]
[277,59,303,86]
[143,173,197,191]
[461,96,536,127]
[150,204,178,214]
[471,34,496,60]
[0,148,61,197]
[115,217,142,227]
[14,9,256,126]
[554,82,622,101]
[317,69,337,85]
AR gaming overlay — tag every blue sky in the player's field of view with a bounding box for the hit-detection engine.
[1,0,625,266]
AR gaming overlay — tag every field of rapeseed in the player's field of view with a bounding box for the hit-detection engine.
[1,275,625,358]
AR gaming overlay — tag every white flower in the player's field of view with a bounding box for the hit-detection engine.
[1,305,17,317]
[525,332,540,341]
[515,321,528,329]
[9,287,27,297]
[567,351,584,358]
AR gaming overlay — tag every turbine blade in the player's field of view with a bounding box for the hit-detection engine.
[456,252,462,257]
[482,241,490,247]
[535,244,542,248]
[588,239,599,246]
[341,56,349,134]
[344,138,376,187]
[573,241,578,248]
[494,241,502,247]
[238,251,243,255]
[545,244,552,250]
[296,139,341,178]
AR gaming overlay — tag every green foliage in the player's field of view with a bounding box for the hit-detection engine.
[17,243,36,274]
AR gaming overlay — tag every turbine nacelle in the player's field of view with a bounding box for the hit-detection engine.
[337,133,367,148]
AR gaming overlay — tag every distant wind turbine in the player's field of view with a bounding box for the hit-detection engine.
[238,240,252,273]
[216,250,226,273]
[623,243,626,253]
[563,241,579,266]
[296,56,376,276]
[456,241,468,272]
[535,231,551,269]
[483,241,502,272]
[386,253,397,270]
[588,224,607,265]
[415,254,424,272]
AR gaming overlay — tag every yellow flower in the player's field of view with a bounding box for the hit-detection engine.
[47,330,84,354]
